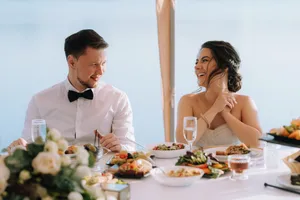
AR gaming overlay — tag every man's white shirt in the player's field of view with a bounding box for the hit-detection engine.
[22,79,135,150]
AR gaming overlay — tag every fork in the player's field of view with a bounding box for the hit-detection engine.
[94,130,111,153]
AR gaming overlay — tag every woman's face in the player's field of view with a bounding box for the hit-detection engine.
[194,48,218,87]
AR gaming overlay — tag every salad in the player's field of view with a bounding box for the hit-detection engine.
[175,150,229,178]
[153,143,185,151]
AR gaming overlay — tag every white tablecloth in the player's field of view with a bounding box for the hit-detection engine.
[100,146,300,200]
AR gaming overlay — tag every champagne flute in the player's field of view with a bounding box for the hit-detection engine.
[183,116,197,151]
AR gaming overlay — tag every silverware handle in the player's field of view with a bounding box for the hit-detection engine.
[264,182,300,195]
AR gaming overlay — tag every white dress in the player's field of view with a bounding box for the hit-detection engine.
[196,124,240,148]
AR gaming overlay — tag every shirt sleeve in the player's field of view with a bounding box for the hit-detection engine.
[112,92,135,151]
[22,96,41,142]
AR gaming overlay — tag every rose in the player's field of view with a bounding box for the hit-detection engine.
[74,165,92,179]
[19,170,31,182]
[82,184,105,199]
[57,139,68,151]
[47,128,61,142]
[44,141,58,153]
[42,196,53,200]
[75,147,89,166]
[0,178,7,195]
[61,155,72,167]
[32,152,61,175]
[68,192,83,200]
[0,156,10,181]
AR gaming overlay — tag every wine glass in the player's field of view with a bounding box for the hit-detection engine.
[183,116,197,151]
[31,119,47,143]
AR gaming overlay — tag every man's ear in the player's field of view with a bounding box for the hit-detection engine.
[67,55,76,69]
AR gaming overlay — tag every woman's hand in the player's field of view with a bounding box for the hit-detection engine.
[212,92,237,113]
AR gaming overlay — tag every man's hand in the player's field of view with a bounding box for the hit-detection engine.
[7,138,27,153]
[94,131,121,152]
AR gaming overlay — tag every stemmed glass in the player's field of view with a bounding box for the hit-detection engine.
[183,116,197,151]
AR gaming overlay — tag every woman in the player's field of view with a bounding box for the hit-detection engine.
[176,41,262,148]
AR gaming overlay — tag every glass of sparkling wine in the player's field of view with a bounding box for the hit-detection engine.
[183,116,197,151]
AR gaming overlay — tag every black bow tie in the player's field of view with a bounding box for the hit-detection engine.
[68,89,94,102]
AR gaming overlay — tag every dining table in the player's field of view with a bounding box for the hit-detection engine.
[99,144,300,200]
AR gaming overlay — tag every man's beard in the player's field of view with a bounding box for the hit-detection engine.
[77,77,96,89]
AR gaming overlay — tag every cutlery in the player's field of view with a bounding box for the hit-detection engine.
[264,182,300,195]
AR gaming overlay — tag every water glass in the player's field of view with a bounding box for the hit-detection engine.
[31,119,47,143]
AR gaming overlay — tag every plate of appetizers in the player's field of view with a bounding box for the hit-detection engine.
[106,150,154,166]
[266,118,300,146]
[107,159,153,179]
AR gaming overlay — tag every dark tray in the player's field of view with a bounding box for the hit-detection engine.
[113,171,151,179]
[259,134,300,148]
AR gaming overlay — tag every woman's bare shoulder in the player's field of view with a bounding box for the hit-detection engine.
[234,94,256,108]
[179,93,203,102]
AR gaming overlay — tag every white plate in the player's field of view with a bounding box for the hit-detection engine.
[277,174,300,191]
[151,166,204,187]
[204,146,263,163]
[148,142,188,159]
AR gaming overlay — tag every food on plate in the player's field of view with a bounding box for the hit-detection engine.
[65,145,78,154]
[109,151,151,165]
[83,172,126,186]
[176,150,207,166]
[153,143,185,151]
[175,150,228,178]
[291,174,300,186]
[118,159,152,176]
[64,143,100,155]
[269,119,300,140]
[167,168,201,177]
[216,144,250,156]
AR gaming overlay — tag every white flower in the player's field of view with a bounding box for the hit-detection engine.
[75,147,89,166]
[83,184,105,199]
[57,139,68,151]
[19,170,31,181]
[0,156,10,181]
[44,141,58,153]
[74,165,92,179]
[61,155,72,167]
[42,196,53,200]
[68,192,83,200]
[47,128,61,141]
[36,185,48,198]
[0,178,7,195]
[32,152,61,175]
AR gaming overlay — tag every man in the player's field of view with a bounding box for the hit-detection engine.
[8,29,135,152]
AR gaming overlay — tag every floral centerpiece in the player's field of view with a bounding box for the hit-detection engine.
[0,129,105,200]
